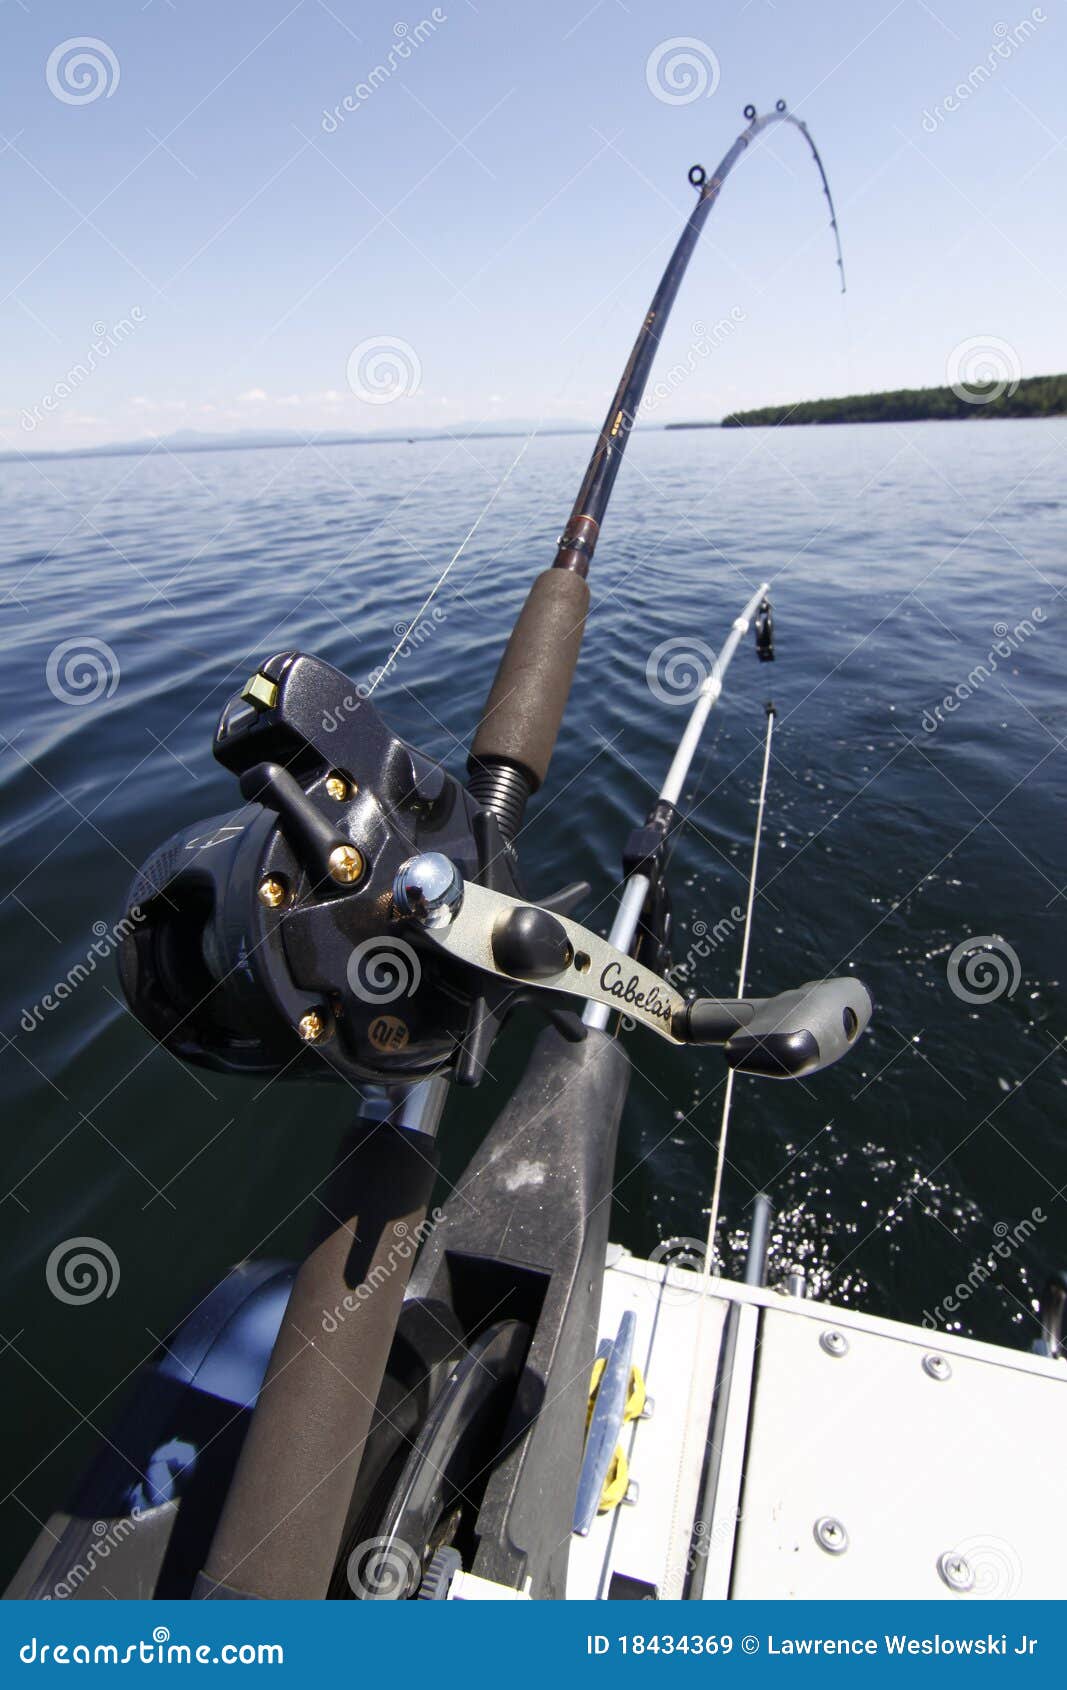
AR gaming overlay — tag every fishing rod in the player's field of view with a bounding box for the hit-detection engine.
[12,104,870,1606]
[468,100,845,842]
[583,580,774,1031]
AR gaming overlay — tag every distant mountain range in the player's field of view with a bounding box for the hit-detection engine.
[1,420,597,466]
[13,374,1064,464]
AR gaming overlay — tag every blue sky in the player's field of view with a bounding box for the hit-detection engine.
[2,0,1063,451]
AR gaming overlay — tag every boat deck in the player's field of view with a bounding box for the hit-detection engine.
[565,1249,1067,1600]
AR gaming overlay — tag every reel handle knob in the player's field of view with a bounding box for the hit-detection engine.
[675,978,873,1078]
[492,904,573,980]
[393,852,465,930]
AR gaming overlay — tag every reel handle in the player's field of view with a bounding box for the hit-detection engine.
[675,978,873,1077]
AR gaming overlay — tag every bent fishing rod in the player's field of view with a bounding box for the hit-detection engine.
[467,99,845,841]
[100,102,868,1604]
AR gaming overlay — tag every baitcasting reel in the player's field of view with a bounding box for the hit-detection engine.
[119,650,530,1088]
[118,650,872,1091]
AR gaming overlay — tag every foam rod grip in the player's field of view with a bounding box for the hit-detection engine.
[469,568,590,790]
[199,1123,438,1601]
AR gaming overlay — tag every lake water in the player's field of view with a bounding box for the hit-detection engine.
[1,418,1064,1577]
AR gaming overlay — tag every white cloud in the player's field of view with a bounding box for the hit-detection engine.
[130,396,188,413]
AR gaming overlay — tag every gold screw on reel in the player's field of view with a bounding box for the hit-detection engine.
[297,1009,328,1043]
[328,844,363,884]
[257,876,287,909]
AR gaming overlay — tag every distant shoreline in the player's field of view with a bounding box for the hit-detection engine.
[8,376,1066,466]
[0,424,597,469]
[670,373,1066,430]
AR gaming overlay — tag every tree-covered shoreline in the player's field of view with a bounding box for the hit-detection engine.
[667,374,1067,429]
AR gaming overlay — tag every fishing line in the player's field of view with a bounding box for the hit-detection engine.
[666,699,776,1594]
[366,251,611,702]
[703,700,776,1271]
[364,427,539,699]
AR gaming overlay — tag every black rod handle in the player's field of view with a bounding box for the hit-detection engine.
[197,1122,438,1600]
